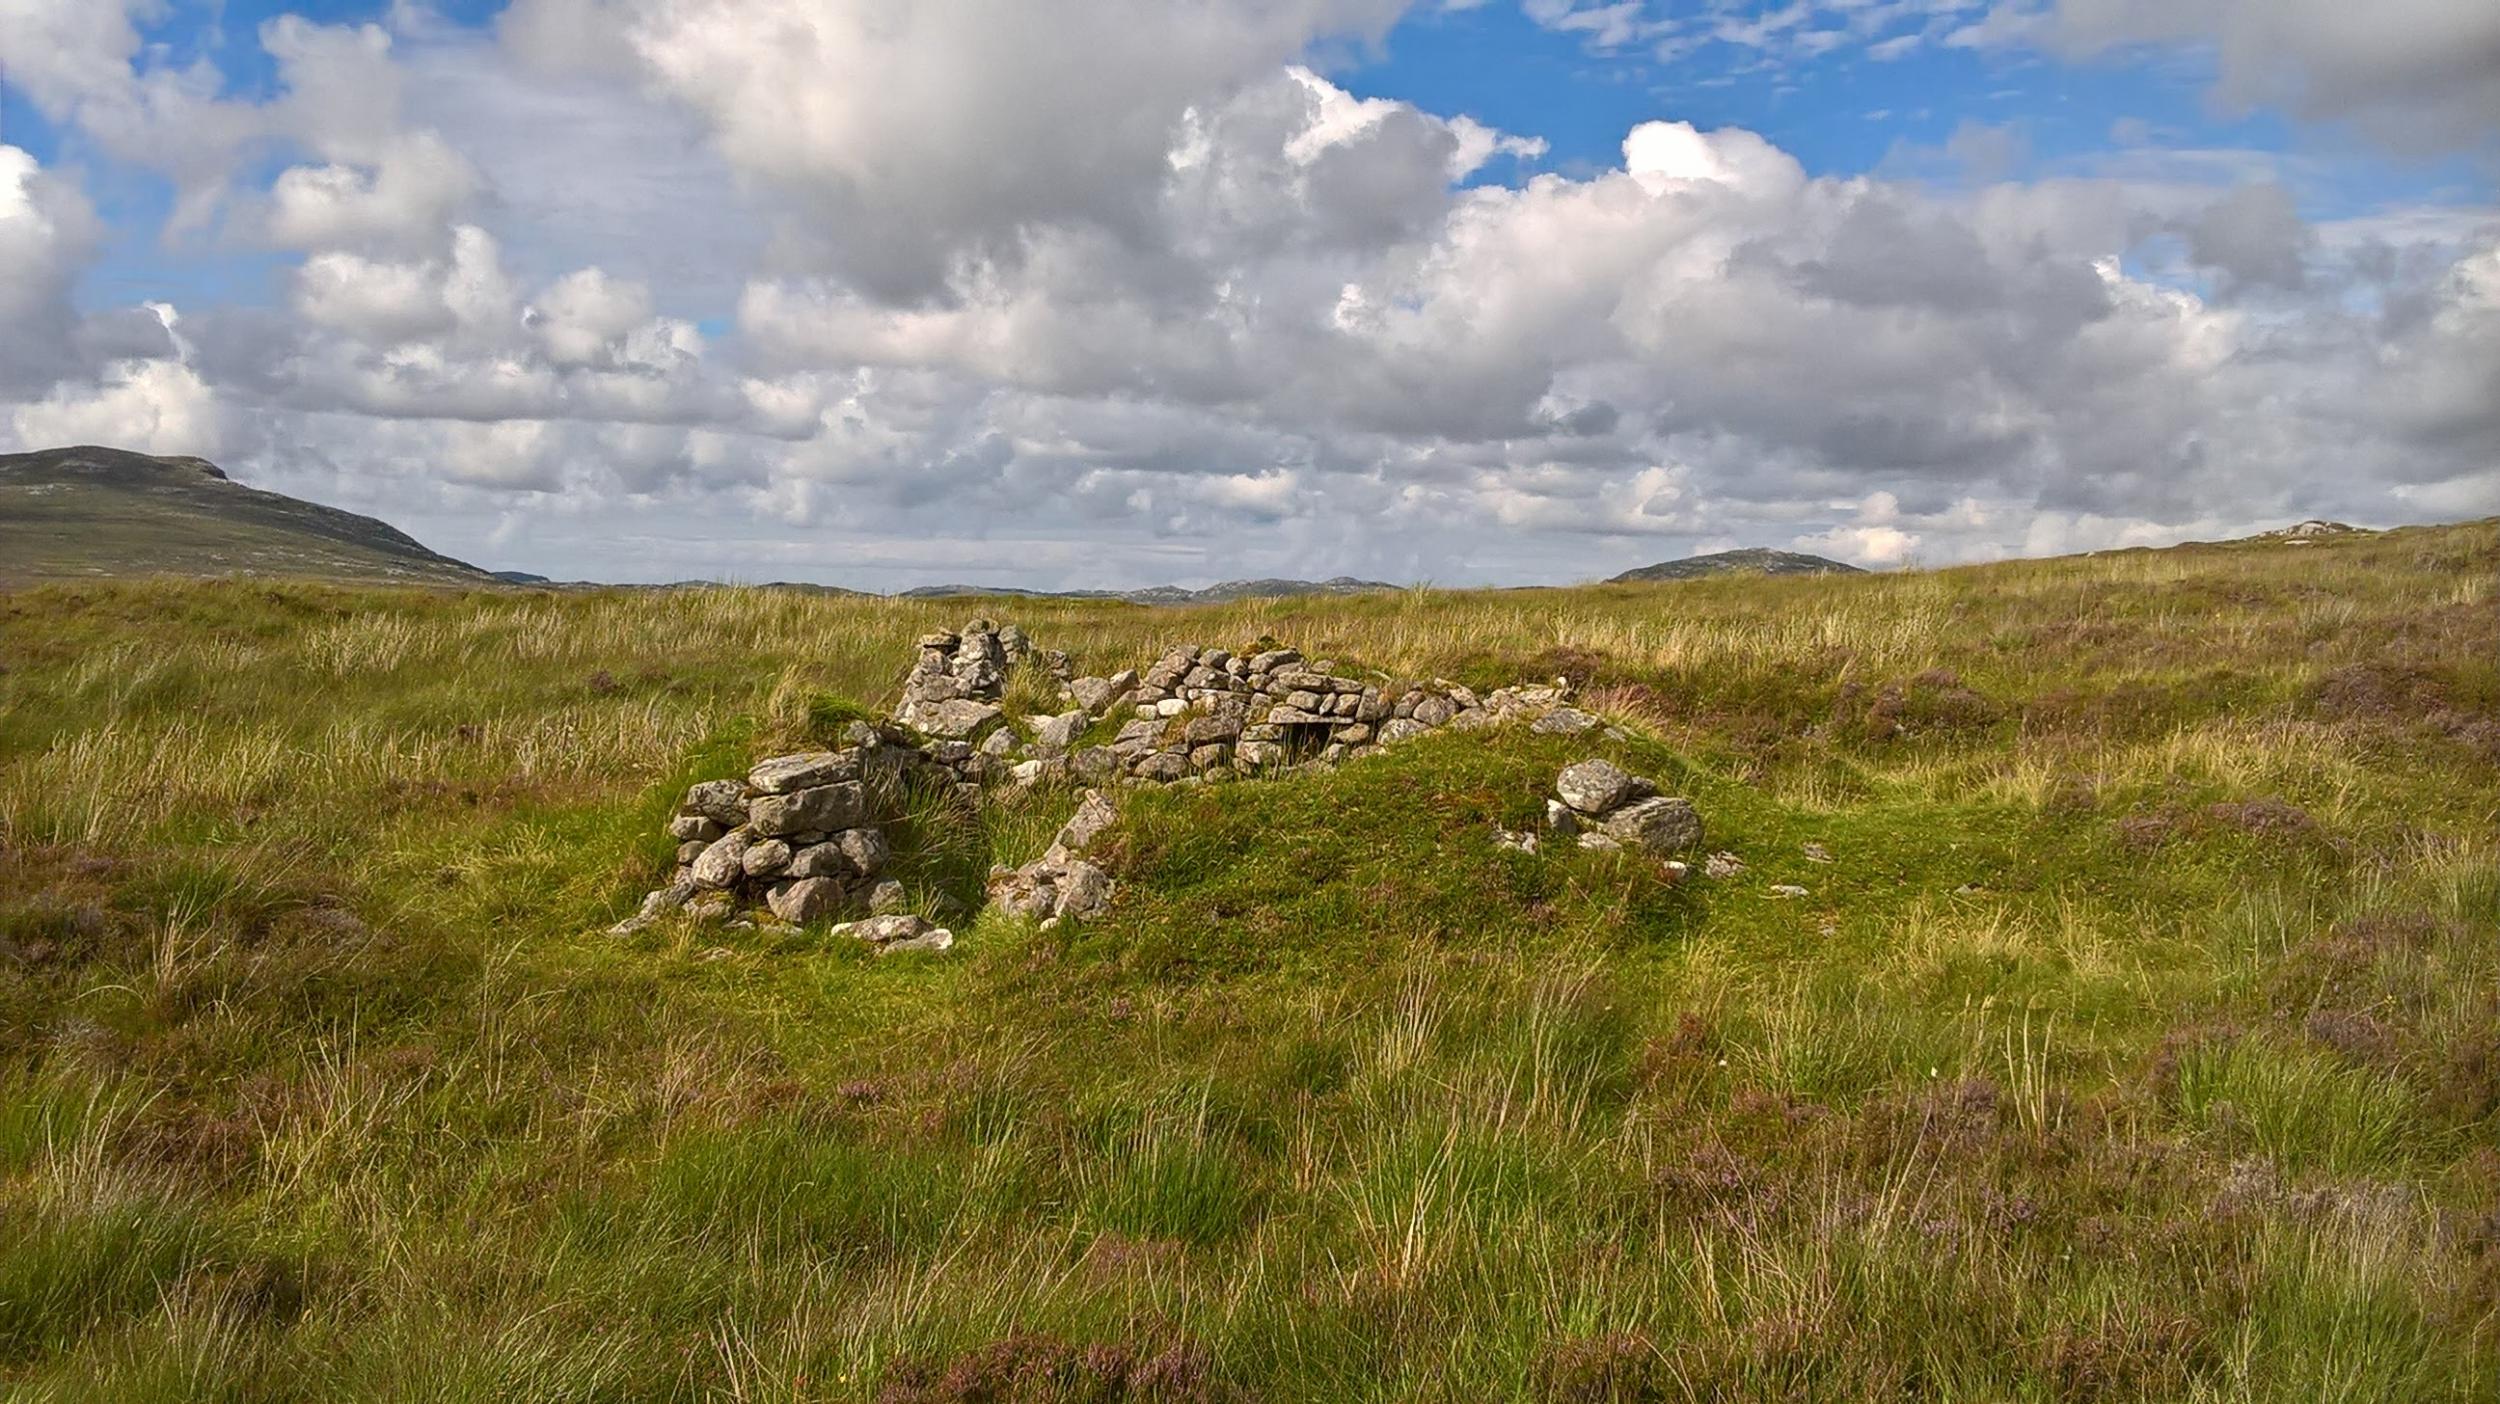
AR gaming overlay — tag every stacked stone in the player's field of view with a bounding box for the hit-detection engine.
[1546,759,1704,855]
[897,618,1012,738]
[1040,642,1581,786]
[987,788,1119,929]
[616,742,921,940]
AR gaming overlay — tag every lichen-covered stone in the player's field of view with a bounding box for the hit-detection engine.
[767,876,846,924]
[681,779,749,828]
[748,781,868,837]
[1556,759,1636,815]
[748,751,860,794]
[1600,796,1703,854]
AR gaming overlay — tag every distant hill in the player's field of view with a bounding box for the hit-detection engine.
[899,575,1400,604]
[0,446,495,586]
[1607,548,1863,583]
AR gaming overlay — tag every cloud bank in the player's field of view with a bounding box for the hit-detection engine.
[0,0,2491,586]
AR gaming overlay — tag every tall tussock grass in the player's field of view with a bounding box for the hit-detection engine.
[0,521,2493,1398]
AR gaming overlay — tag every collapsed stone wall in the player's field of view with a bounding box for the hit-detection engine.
[613,617,1678,945]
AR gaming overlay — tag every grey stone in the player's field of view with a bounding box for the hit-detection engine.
[681,779,749,828]
[788,842,850,879]
[676,840,708,864]
[1189,743,1231,771]
[1705,852,1746,879]
[741,838,794,877]
[1376,718,1429,744]
[918,699,1003,738]
[1556,759,1636,815]
[748,781,868,837]
[838,913,940,947]
[690,831,754,889]
[767,876,847,924]
[1132,751,1189,783]
[1068,671,1137,714]
[1599,796,1703,854]
[879,926,955,956]
[868,879,910,915]
[1182,712,1242,745]
[980,727,1019,758]
[1050,790,1119,860]
[1070,746,1121,782]
[747,751,859,794]
[1032,710,1088,756]
[836,827,891,875]
[1412,696,1458,728]
[1052,859,1112,918]
[1545,799,1581,835]
[667,813,724,843]
[1530,707,1602,736]
[610,881,697,934]
[1235,739,1286,767]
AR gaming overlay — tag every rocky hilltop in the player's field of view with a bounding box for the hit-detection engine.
[0,445,493,586]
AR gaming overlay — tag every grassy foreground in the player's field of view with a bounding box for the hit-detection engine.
[0,524,2494,1401]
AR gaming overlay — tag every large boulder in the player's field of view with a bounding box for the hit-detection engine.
[1555,759,1636,815]
[748,781,868,837]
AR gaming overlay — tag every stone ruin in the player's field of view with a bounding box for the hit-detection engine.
[895,616,1604,790]
[613,617,1695,948]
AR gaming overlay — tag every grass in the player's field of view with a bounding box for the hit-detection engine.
[0,521,2494,1399]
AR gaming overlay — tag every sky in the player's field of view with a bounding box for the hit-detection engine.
[0,1,2494,588]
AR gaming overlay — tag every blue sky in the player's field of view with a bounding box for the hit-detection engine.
[0,1,2493,586]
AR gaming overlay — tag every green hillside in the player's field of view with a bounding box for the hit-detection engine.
[0,446,494,587]
[0,521,2493,1400]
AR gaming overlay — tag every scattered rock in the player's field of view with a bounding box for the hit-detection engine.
[1556,759,1636,814]
[1705,851,1746,879]
[1544,761,1703,855]
[833,913,955,955]
[1769,884,1809,899]
[1600,797,1703,855]
[1530,706,1602,736]
[1802,842,1832,864]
